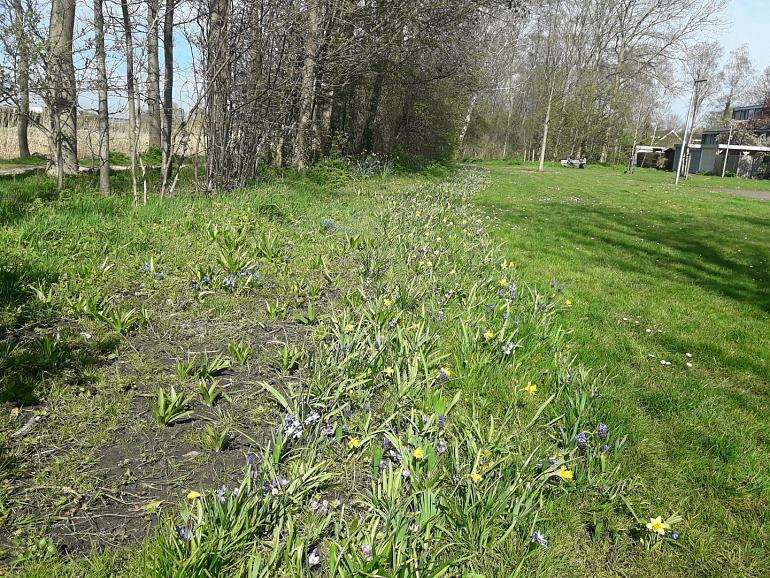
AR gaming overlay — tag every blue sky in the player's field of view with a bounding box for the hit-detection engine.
[670,0,770,119]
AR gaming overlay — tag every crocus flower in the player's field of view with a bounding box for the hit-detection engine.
[361,544,373,561]
[308,549,321,567]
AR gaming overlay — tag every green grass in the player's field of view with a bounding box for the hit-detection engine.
[2,160,767,577]
[476,160,770,577]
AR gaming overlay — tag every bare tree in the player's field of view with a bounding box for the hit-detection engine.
[11,0,30,157]
[47,0,78,181]
[147,0,162,150]
[94,0,110,194]
[120,0,139,204]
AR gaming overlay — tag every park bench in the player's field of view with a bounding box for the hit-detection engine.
[560,158,586,168]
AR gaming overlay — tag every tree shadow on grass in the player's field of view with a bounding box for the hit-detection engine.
[533,201,770,313]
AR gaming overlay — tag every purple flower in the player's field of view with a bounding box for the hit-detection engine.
[540,303,547,311]
[383,436,391,449]
[671,532,680,540]
[503,342,514,356]
[550,279,556,288]
[232,487,240,497]
[438,414,445,429]
[308,548,321,567]
[248,453,256,466]
[215,485,227,503]
[598,423,608,440]
[436,441,447,454]
[439,368,450,380]
[361,544,373,561]
[283,415,303,440]
[401,468,411,481]
[602,444,609,453]
[530,529,548,548]
[577,432,587,450]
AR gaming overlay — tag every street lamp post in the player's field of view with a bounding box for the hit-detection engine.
[675,78,707,185]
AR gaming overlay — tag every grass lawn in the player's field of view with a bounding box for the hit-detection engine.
[476,160,770,577]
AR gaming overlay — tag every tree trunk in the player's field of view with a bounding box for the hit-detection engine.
[120,0,139,205]
[147,0,162,150]
[206,0,230,191]
[161,0,175,189]
[538,83,554,172]
[12,0,30,158]
[47,0,78,177]
[293,0,320,170]
[94,0,110,194]
[361,68,385,153]
[458,93,477,153]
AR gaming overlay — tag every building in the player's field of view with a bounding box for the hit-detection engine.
[672,103,770,179]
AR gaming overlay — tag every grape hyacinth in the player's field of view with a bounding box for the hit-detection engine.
[577,431,587,451]
[598,422,608,440]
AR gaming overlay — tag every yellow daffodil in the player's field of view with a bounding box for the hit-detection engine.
[384,298,392,307]
[348,437,361,449]
[344,323,354,333]
[483,330,495,341]
[383,366,394,377]
[186,491,202,501]
[556,466,573,481]
[646,516,670,536]
[413,448,425,460]
[523,382,537,395]
[470,471,483,483]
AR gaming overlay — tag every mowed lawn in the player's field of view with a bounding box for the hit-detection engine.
[476,161,770,576]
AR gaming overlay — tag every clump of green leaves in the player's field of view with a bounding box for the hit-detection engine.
[228,340,254,364]
[198,378,223,407]
[149,386,194,426]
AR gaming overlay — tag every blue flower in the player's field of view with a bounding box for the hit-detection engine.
[176,525,192,541]
[361,544,373,561]
[530,529,548,548]
[598,423,608,440]
[671,532,680,540]
[577,432,587,450]
[549,279,556,288]
[438,414,445,428]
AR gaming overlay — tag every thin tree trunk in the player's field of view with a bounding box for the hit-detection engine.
[293,0,320,170]
[94,0,110,194]
[206,0,230,191]
[458,93,477,153]
[147,0,162,150]
[161,0,175,190]
[538,83,554,172]
[12,0,30,158]
[47,0,78,178]
[120,0,139,205]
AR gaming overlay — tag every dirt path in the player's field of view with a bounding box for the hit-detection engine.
[711,187,770,201]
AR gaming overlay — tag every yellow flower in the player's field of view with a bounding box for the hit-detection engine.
[186,491,201,501]
[556,466,573,481]
[470,471,483,483]
[646,516,670,536]
[440,367,452,378]
[499,278,508,286]
[344,323,354,333]
[565,299,573,306]
[348,437,361,449]
[501,260,508,270]
[523,382,537,395]
[383,366,394,377]
[483,330,495,341]
[384,298,392,307]
[482,449,492,459]
[449,268,457,275]
[413,448,425,460]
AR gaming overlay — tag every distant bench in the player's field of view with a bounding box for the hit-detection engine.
[560,158,586,168]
